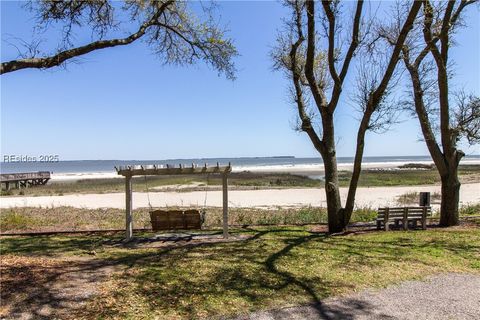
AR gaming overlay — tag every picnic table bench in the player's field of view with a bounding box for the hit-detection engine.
[376,206,431,231]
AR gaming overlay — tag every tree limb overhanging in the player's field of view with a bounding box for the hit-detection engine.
[1,0,237,78]
[1,1,173,74]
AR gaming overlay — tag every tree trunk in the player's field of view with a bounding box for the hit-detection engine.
[439,167,460,227]
[322,146,345,233]
[343,110,372,225]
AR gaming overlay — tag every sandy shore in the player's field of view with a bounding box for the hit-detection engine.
[1,183,479,210]
[51,172,121,181]
[48,159,480,181]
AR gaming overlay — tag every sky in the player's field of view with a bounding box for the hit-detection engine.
[1,1,479,161]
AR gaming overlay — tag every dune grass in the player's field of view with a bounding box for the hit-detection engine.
[0,206,379,233]
[396,191,442,205]
[0,172,322,197]
[2,202,479,234]
[1,226,479,319]
[460,203,480,216]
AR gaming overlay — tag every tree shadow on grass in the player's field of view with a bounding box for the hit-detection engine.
[0,234,116,256]
[91,228,385,319]
[249,231,395,320]
[3,227,478,319]
[0,255,114,319]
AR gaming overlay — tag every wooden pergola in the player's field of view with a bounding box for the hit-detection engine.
[115,163,232,241]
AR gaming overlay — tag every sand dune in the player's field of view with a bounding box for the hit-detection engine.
[1,183,479,210]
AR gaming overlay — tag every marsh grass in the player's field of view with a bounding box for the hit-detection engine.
[396,191,442,205]
[0,172,322,197]
[1,203,477,234]
[2,165,479,197]
[460,203,480,216]
[0,206,382,233]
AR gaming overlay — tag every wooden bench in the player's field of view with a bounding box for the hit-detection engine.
[376,206,431,231]
[150,209,204,231]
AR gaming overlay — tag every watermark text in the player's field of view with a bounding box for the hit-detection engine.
[3,155,59,163]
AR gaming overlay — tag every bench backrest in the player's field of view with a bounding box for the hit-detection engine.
[150,210,202,231]
[377,207,431,220]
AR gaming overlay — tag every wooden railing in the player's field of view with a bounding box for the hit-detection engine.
[0,171,51,182]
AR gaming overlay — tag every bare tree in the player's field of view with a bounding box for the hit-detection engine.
[1,0,237,78]
[397,0,479,226]
[273,0,421,232]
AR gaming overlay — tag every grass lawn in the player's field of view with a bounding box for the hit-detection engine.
[1,225,479,319]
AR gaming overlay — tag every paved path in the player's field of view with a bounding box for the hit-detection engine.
[1,183,479,209]
[234,273,480,320]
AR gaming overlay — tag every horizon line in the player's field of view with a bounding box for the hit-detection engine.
[1,154,480,164]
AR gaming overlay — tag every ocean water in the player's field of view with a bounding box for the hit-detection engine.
[1,155,479,174]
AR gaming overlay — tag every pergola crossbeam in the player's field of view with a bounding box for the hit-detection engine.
[115,164,232,177]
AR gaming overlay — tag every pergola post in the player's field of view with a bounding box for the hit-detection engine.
[222,173,229,238]
[116,163,232,241]
[125,175,133,241]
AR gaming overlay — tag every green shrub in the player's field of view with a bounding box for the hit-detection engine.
[351,207,377,222]
[0,211,38,230]
[1,190,13,196]
[460,203,480,216]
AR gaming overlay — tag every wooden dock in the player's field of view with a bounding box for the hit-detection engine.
[0,171,51,190]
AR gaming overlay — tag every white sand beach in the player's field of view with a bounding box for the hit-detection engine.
[233,159,480,174]
[47,158,480,182]
[1,183,479,210]
[50,171,121,181]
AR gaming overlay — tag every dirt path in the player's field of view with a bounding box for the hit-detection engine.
[0,255,115,320]
[235,273,480,320]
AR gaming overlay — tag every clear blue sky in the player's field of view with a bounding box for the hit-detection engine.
[1,1,479,160]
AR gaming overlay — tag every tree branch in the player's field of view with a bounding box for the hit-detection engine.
[1,1,174,75]
[328,0,364,112]
[290,0,325,154]
[371,0,422,106]
[305,0,328,111]
[321,1,341,90]
[404,55,448,174]
[343,0,422,221]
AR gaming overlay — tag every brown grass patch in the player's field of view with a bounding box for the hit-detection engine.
[0,254,114,319]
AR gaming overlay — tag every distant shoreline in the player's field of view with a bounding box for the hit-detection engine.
[46,159,480,182]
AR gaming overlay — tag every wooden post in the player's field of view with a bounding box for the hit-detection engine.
[422,206,427,230]
[125,175,133,241]
[222,173,229,238]
[384,208,390,231]
[403,207,408,231]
